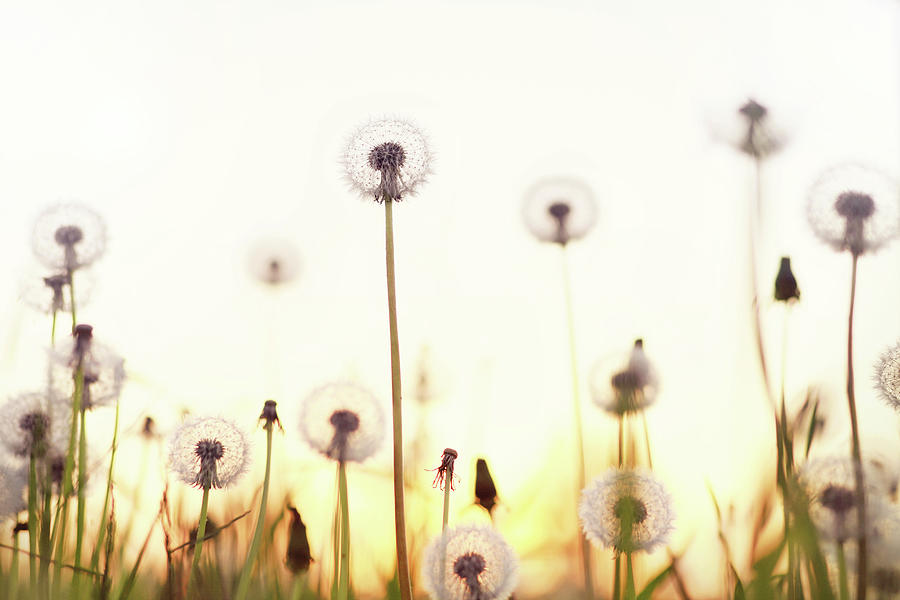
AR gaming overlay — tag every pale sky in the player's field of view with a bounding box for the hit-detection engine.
[1,1,899,597]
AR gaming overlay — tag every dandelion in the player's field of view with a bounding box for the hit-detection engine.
[429,448,458,532]
[591,339,659,416]
[474,458,498,516]
[0,465,27,521]
[0,392,68,461]
[422,524,518,600]
[875,342,900,410]
[31,203,107,271]
[18,271,94,316]
[49,325,125,410]
[343,119,431,203]
[522,177,598,245]
[169,416,251,490]
[735,98,785,159]
[285,505,313,574]
[774,256,800,302]
[579,468,674,554]
[299,383,384,463]
[247,238,302,286]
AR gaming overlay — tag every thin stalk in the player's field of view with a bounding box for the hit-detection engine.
[836,541,850,600]
[384,198,411,600]
[51,309,58,347]
[186,486,211,596]
[28,455,38,592]
[91,394,122,575]
[68,268,77,330]
[336,461,350,600]
[55,359,85,588]
[235,422,274,600]
[640,411,653,470]
[72,407,88,596]
[442,478,451,532]
[748,156,775,407]
[560,245,595,600]
[624,552,636,600]
[9,532,20,600]
[613,553,621,600]
[39,473,52,600]
[846,253,867,600]
[618,416,625,468]
[289,573,308,600]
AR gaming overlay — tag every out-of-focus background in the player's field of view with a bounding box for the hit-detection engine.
[1,1,899,597]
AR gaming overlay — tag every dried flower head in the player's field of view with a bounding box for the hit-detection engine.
[522,177,598,245]
[429,448,459,491]
[807,164,900,256]
[18,270,94,315]
[579,468,674,554]
[421,524,519,600]
[591,339,659,415]
[736,99,785,158]
[875,342,900,411]
[343,119,432,203]
[169,416,251,490]
[0,464,27,521]
[285,505,313,573]
[799,456,892,543]
[299,382,385,463]
[31,203,107,271]
[258,399,284,431]
[247,238,302,286]
[474,458,498,515]
[0,392,70,461]
[774,256,800,302]
[50,325,125,410]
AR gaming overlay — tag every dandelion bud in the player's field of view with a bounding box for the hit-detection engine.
[142,416,156,439]
[474,458,498,515]
[774,256,800,302]
[258,399,283,431]
[285,505,313,574]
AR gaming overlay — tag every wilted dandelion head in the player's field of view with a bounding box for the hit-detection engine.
[807,164,900,256]
[247,238,302,287]
[579,468,674,553]
[0,464,27,521]
[0,392,69,460]
[168,416,251,490]
[300,383,384,463]
[343,119,431,203]
[591,339,659,415]
[49,327,125,411]
[875,342,900,411]
[522,177,597,245]
[18,270,94,315]
[32,203,107,271]
[736,98,784,158]
[421,524,519,600]
[774,256,800,302]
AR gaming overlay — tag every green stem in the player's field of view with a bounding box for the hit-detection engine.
[51,309,58,347]
[90,394,122,576]
[55,359,84,589]
[613,553,621,600]
[836,541,850,600]
[846,253,867,600]
[290,573,308,600]
[560,245,594,600]
[39,473,52,600]
[384,198,411,600]
[9,531,20,600]
[72,408,87,595]
[442,476,451,533]
[186,486,211,596]
[337,461,350,600]
[235,423,274,600]
[28,455,38,593]
[68,268,77,331]
[624,552,636,600]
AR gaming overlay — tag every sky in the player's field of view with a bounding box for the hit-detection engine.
[1,0,899,597]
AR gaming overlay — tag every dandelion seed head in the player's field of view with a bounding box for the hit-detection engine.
[168,416,250,490]
[300,383,384,463]
[591,339,659,415]
[343,119,431,202]
[422,524,518,600]
[0,464,27,520]
[0,392,69,460]
[522,177,597,244]
[875,342,900,410]
[736,98,784,158]
[248,238,301,286]
[579,468,674,553]
[49,329,125,410]
[32,203,107,270]
[807,164,900,256]
[19,270,94,316]
[474,458,498,514]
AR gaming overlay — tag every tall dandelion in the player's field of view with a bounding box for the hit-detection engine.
[421,524,518,600]
[807,163,900,600]
[343,118,431,600]
[523,175,598,600]
[169,416,251,594]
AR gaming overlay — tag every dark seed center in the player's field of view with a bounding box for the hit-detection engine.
[330,410,360,434]
[739,100,767,122]
[834,192,875,219]
[20,411,48,436]
[614,495,648,525]
[453,552,486,591]
[821,484,855,514]
[611,370,642,392]
[548,201,571,221]
[368,142,406,172]
[195,438,225,461]
[54,226,84,247]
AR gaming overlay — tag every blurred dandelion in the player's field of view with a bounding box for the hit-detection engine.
[774,256,800,302]
[247,238,302,287]
[18,271,94,316]
[168,416,251,490]
[579,468,674,554]
[343,119,431,203]
[31,203,107,271]
[875,342,900,411]
[285,505,313,574]
[0,392,69,461]
[522,177,597,245]
[421,523,519,600]
[807,164,900,257]
[591,339,659,416]
[299,382,384,463]
[734,98,785,159]
[474,458,498,517]
[0,464,27,520]
[50,325,125,410]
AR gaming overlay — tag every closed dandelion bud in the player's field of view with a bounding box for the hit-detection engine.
[31,203,107,271]
[421,524,519,600]
[285,505,313,574]
[774,256,800,302]
[875,342,900,411]
[474,458,498,515]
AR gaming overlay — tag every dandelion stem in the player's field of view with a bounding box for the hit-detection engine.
[336,460,351,600]
[624,552,636,600]
[235,421,274,600]
[51,309,58,347]
[613,553,621,600]
[39,470,52,599]
[186,485,211,596]
[28,454,38,592]
[836,541,850,600]
[442,476,451,533]
[845,253,867,600]
[55,355,85,590]
[90,394,121,577]
[72,407,88,595]
[617,416,625,468]
[384,198,412,600]
[560,245,595,600]
[68,268,77,331]
[9,531,20,600]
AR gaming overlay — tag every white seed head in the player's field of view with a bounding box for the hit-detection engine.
[590,340,659,415]
[299,382,384,463]
[31,203,107,270]
[579,468,675,553]
[806,164,900,256]
[522,177,598,244]
[247,238,302,286]
[0,463,27,521]
[0,391,71,461]
[421,524,519,600]
[343,119,431,202]
[49,331,125,411]
[875,342,900,411]
[168,416,251,490]
[18,270,95,315]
